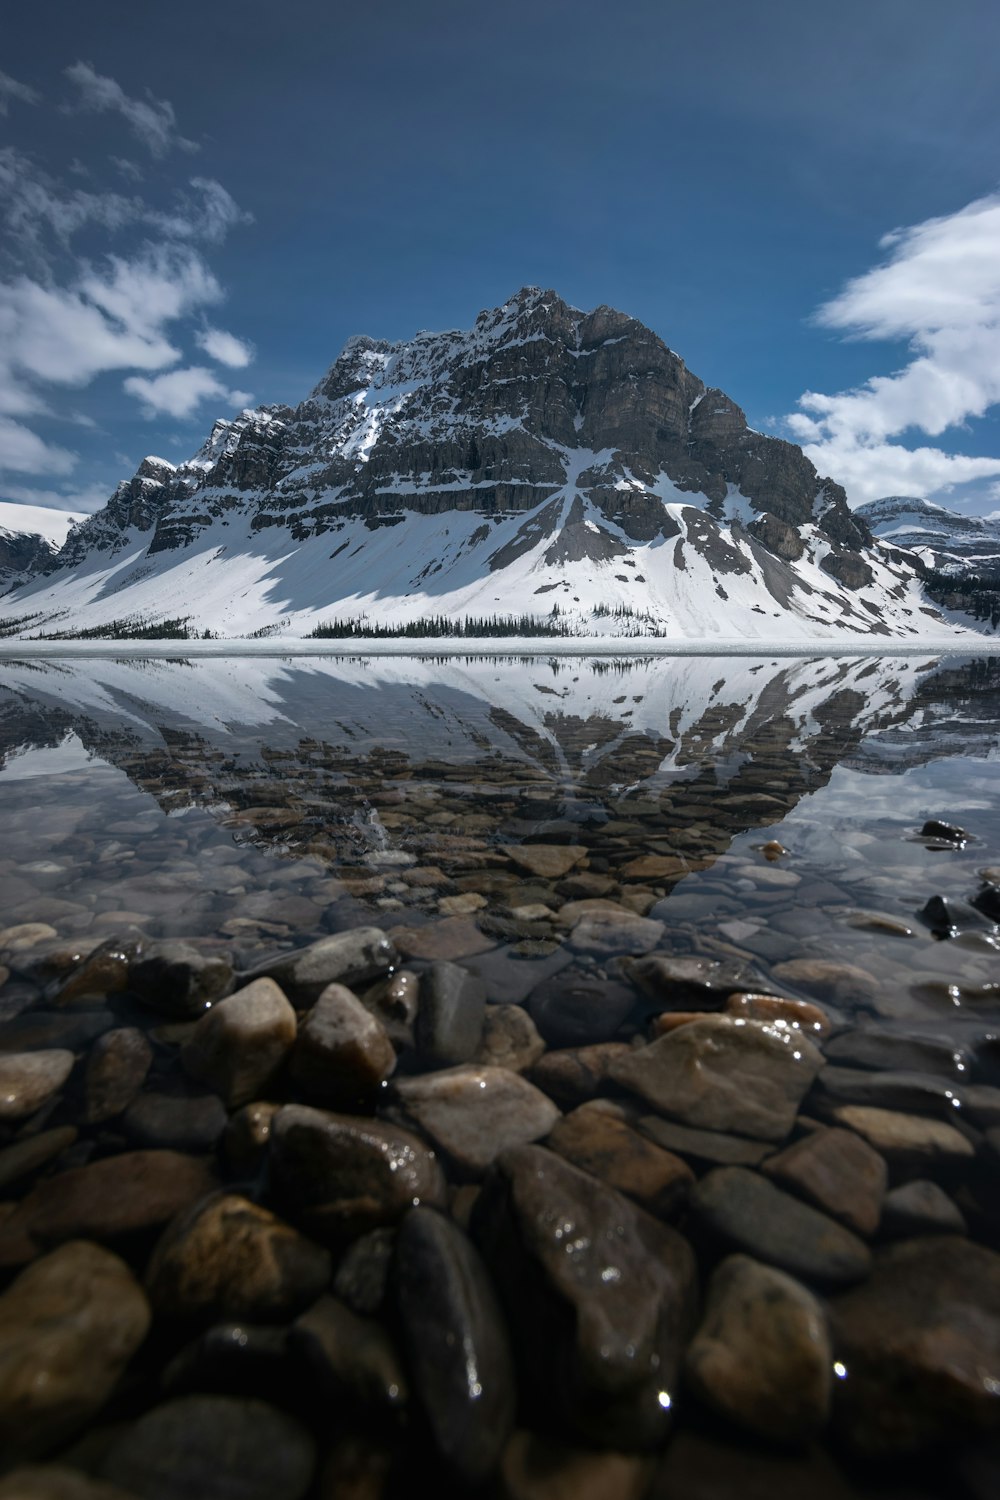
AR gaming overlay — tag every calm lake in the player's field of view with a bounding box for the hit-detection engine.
[2,650,1000,1498]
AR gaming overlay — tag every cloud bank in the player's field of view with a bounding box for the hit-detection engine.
[786,192,1000,506]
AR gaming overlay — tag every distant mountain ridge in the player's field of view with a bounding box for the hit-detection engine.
[0,288,979,639]
[856,495,1000,573]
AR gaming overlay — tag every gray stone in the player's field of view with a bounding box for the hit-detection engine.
[567,911,664,957]
[122,1092,227,1153]
[332,1227,395,1315]
[685,1254,832,1442]
[0,1128,77,1194]
[100,1395,316,1500]
[394,1065,560,1177]
[880,1179,967,1237]
[825,1104,975,1174]
[289,983,395,1106]
[222,1101,280,1176]
[473,1003,546,1072]
[146,1192,331,1323]
[181,977,296,1108]
[635,1116,772,1168]
[268,1103,446,1245]
[0,1011,115,1053]
[414,960,486,1067]
[128,941,234,1018]
[0,1050,74,1122]
[691,1167,871,1286]
[824,1027,970,1078]
[610,1016,823,1141]
[394,1206,515,1481]
[474,1144,697,1448]
[0,1241,150,1460]
[815,1065,971,1117]
[529,974,636,1047]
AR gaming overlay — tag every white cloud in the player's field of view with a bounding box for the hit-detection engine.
[65,61,197,157]
[0,416,76,476]
[124,366,252,420]
[195,325,254,367]
[110,155,144,183]
[0,70,40,115]
[0,481,108,512]
[786,192,1000,505]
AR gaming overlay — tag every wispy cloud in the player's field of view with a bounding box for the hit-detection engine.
[124,366,252,419]
[786,192,1000,505]
[0,70,40,115]
[0,67,254,483]
[195,326,254,367]
[64,60,197,157]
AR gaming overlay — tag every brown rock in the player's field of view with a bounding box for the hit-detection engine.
[0,1050,74,1122]
[528,1042,632,1108]
[0,1468,135,1500]
[546,1102,693,1218]
[501,845,588,879]
[685,1254,831,1442]
[223,1101,281,1176]
[82,1028,153,1124]
[181,977,297,1108]
[620,854,688,880]
[762,1127,888,1236]
[725,992,831,1038]
[0,1150,218,1267]
[610,1016,823,1141]
[825,1104,975,1174]
[770,959,881,1008]
[474,1004,546,1072]
[0,1241,150,1459]
[498,1430,653,1500]
[146,1192,332,1323]
[0,1128,77,1194]
[390,917,497,961]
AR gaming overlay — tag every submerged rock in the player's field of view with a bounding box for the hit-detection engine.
[474,1144,697,1448]
[685,1254,832,1442]
[252,928,398,1004]
[128,941,234,1018]
[394,1065,560,1176]
[609,1016,823,1141]
[82,1027,153,1124]
[394,1206,515,1482]
[0,1241,150,1459]
[545,1102,694,1219]
[761,1127,888,1237]
[0,1049,74,1122]
[413,959,487,1067]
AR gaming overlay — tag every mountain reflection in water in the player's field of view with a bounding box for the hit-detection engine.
[1,651,999,1040]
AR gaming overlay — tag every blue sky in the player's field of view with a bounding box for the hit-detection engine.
[2,0,999,526]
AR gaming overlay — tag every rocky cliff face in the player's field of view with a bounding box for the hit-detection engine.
[0,527,59,592]
[4,289,957,639]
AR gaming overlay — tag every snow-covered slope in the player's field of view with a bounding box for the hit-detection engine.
[0,503,87,546]
[857,496,1000,573]
[0,288,970,640]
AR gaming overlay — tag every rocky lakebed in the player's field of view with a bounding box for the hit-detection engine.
[0,651,999,1499]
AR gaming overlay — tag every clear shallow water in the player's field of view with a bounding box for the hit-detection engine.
[3,651,1000,1498]
[1,651,999,1030]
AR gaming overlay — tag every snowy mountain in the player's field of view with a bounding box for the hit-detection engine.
[0,288,969,640]
[856,496,1000,574]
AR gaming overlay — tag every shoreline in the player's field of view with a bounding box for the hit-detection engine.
[3,633,1000,660]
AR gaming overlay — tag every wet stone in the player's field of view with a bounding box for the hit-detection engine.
[390,916,496,962]
[880,1178,967,1237]
[725,992,831,1038]
[685,1253,832,1443]
[762,1127,888,1237]
[545,1102,694,1219]
[498,1432,652,1500]
[181,976,297,1109]
[610,1016,824,1142]
[814,1064,969,1117]
[825,1104,975,1175]
[635,1116,773,1169]
[289,983,395,1106]
[394,1065,560,1177]
[222,1100,280,1176]
[359,968,419,1048]
[824,1026,970,1077]
[568,911,664,958]
[828,1236,1000,1454]
[460,943,574,1005]
[0,1240,151,1460]
[292,1293,407,1411]
[502,845,588,879]
[0,1049,74,1122]
[527,1042,633,1109]
[0,1150,218,1267]
[267,1103,446,1244]
[100,1395,316,1500]
[0,1127,77,1194]
[413,959,487,1067]
[474,1144,697,1449]
[0,1009,116,1055]
[82,1027,153,1124]
[528,974,637,1047]
[394,1206,515,1482]
[625,953,760,1008]
[161,1320,292,1400]
[128,941,234,1018]
[770,959,882,1008]
[122,1092,227,1152]
[473,1004,546,1072]
[0,1467,135,1499]
[253,928,398,1004]
[691,1166,872,1287]
[332,1226,395,1315]
[146,1191,332,1324]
